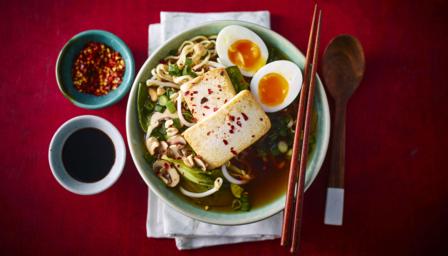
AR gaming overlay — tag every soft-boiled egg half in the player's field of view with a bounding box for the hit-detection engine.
[250,60,303,112]
[216,25,269,77]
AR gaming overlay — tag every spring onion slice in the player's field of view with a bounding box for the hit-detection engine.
[177,94,195,127]
[179,178,223,198]
[221,164,248,185]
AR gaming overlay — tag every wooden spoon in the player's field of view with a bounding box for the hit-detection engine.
[322,35,365,225]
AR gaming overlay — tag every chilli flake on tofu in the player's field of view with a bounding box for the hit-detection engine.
[137,26,314,212]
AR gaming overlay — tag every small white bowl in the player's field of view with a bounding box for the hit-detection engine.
[49,115,126,195]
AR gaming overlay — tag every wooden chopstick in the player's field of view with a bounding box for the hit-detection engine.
[281,4,318,247]
[290,10,322,254]
[280,4,322,254]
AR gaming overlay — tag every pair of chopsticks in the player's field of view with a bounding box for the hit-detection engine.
[281,4,322,254]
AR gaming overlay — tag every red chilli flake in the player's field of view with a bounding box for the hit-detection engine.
[229,115,235,121]
[223,139,228,145]
[203,105,210,109]
[230,147,238,156]
[236,121,242,127]
[241,112,249,121]
[208,89,213,94]
[213,107,218,112]
[72,42,125,96]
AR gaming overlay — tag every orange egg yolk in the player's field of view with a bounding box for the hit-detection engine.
[258,73,289,106]
[228,39,265,71]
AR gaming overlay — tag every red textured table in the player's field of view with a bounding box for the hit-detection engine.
[1,0,447,255]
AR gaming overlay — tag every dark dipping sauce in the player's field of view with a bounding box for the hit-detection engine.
[62,128,115,183]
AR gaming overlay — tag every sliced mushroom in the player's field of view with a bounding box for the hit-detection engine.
[194,156,207,171]
[145,137,159,155]
[153,160,180,187]
[180,148,190,157]
[167,135,186,145]
[146,110,178,139]
[159,141,169,154]
[166,127,179,137]
[164,119,174,128]
[182,155,195,168]
[168,144,184,159]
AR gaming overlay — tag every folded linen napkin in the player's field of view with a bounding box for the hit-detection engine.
[146,11,283,250]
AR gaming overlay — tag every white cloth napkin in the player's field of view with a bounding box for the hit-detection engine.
[146,11,283,250]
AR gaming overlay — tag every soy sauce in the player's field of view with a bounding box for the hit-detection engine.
[62,128,115,183]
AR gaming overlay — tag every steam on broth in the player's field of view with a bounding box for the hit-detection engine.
[137,26,317,212]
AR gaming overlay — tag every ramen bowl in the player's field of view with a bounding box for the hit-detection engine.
[126,20,330,225]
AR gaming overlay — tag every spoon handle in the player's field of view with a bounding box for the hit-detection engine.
[329,102,346,188]
[324,101,346,226]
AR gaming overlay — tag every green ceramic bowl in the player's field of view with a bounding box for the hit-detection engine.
[126,21,330,225]
[56,30,135,109]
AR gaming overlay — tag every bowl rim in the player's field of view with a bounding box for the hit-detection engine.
[55,29,135,110]
[126,20,330,225]
[48,115,126,195]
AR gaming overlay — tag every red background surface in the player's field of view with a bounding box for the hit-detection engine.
[1,0,447,255]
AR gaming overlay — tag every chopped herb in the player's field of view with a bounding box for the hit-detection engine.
[182,58,197,77]
[168,63,182,76]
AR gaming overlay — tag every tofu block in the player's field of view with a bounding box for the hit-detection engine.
[183,90,271,169]
[181,68,236,121]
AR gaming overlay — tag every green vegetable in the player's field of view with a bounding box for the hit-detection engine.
[166,88,176,97]
[162,156,215,189]
[232,192,251,211]
[150,125,167,141]
[240,192,251,211]
[278,141,288,153]
[182,58,197,77]
[267,46,287,63]
[166,100,176,113]
[182,111,194,122]
[154,104,165,113]
[137,82,152,132]
[158,95,169,106]
[168,63,182,76]
[230,184,244,198]
[172,118,182,130]
[226,66,249,92]
[286,148,293,159]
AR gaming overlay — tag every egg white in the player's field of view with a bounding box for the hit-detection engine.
[216,25,269,77]
[250,60,303,112]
